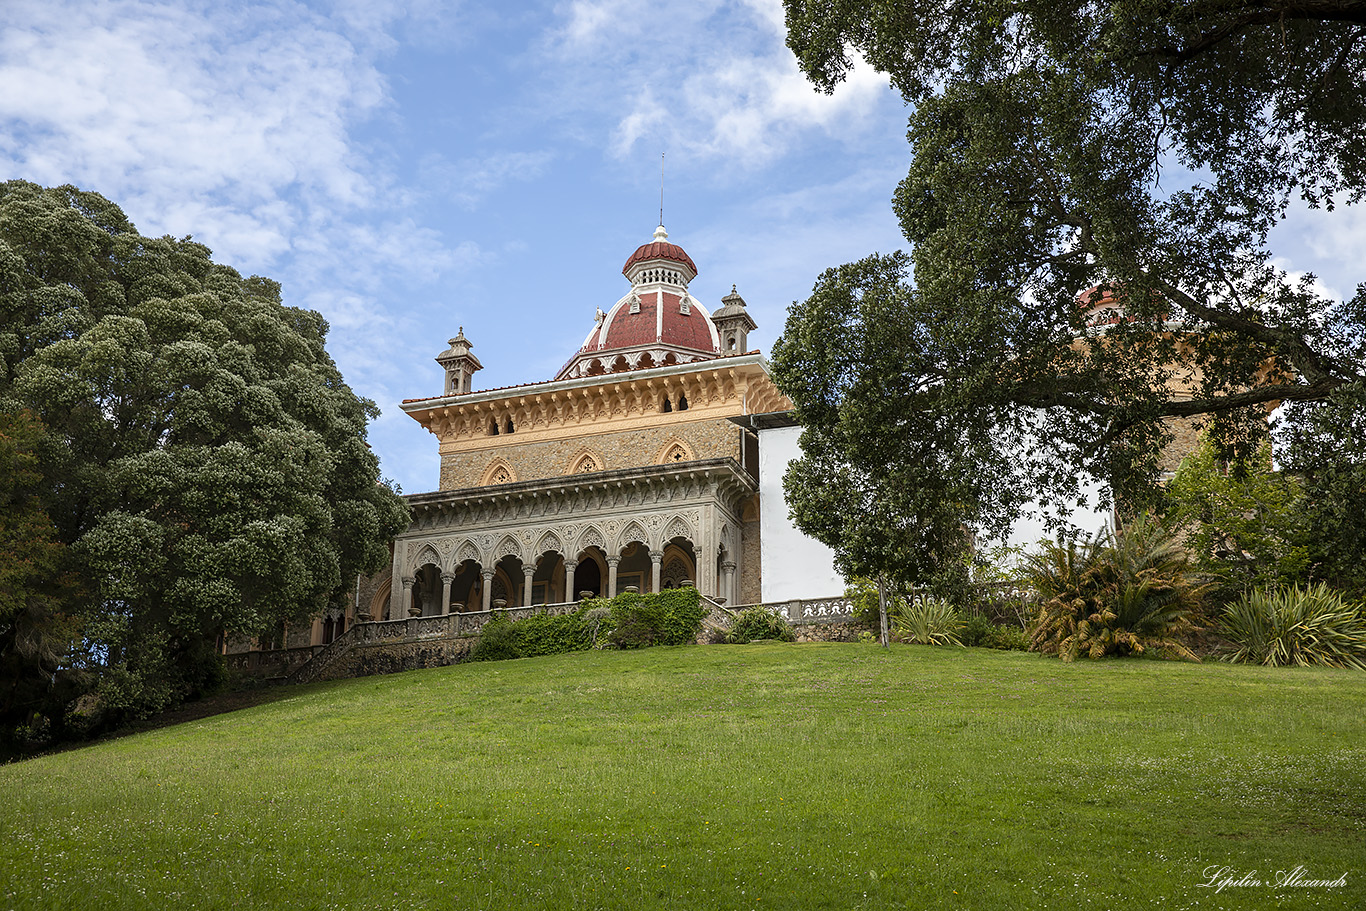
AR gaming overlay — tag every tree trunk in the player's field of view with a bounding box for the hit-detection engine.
[877,575,890,649]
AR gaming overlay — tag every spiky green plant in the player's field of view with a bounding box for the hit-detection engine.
[1221,584,1366,669]
[1026,513,1207,661]
[890,596,963,646]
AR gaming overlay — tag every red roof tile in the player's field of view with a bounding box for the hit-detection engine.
[623,241,697,275]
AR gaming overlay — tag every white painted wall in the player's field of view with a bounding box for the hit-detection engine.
[758,425,844,602]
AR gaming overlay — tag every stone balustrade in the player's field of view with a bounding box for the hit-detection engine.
[287,601,583,685]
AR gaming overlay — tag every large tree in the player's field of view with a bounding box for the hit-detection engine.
[0,181,409,730]
[777,1,1366,524]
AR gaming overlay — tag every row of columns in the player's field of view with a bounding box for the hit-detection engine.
[399,546,701,617]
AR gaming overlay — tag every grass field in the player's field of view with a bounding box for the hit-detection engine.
[2,643,1363,910]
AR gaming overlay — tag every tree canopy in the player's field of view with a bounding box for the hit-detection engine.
[0,181,409,734]
[775,1,1365,551]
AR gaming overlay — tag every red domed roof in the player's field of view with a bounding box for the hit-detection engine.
[623,240,697,276]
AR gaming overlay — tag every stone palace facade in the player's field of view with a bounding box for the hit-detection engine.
[371,224,794,623]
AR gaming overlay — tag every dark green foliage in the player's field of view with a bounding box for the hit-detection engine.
[606,587,704,649]
[779,1,1366,517]
[1165,434,1311,599]
[1220,584,1366,669]
[1026,513,1207,661]
[1277,388,1366,597]
[470,616,523,662]
[0,181,409,733]
[772,255,1001,601]
[471,590,705,661]
[960,614,1029,651]
[0,408,87,749]
[726,607,796,643]
[470,609,599,662]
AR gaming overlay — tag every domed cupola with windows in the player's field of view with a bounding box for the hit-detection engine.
[556,225,738,380]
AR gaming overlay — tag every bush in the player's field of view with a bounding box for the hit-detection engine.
[471,609,595,662]
[726,607,796,643]
[607,588,704,649]
[960,613,1030,650]
[891,596,963,646]
[1027,512,1206,661]
[470,615,522,661]
[471,590,705,660]
[1220,584,1366,669]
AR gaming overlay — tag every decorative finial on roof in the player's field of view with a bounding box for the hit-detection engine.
[653,224,668,242]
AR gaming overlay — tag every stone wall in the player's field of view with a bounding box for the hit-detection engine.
[791,617,871,643]
[317,636,477,681]
[439,418,747,490]
[739,495,761,606]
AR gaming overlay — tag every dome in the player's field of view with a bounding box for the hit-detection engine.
[555,226,721,380]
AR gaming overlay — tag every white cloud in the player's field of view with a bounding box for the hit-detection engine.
[544,0,897,170]
[0,1,393,263]
[418,150,556,210]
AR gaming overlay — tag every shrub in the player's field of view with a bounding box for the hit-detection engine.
[891,596,963,646]
[1027,512,1207,661]
[470,615,522,661]
[471,609,595,662]
[607,588,704,649]
[1220,584,1366,669]
[961,613,995,647]
[726,607,796,643]
[960,613,1030,650]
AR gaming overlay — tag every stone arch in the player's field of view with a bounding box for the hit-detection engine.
[536,530,564,559]
[456,538,481,568]
[411,543,441,576]
[480,458,517,486]
[368,571,392,621]
[492,534,523,563]
[665,515,693,544]
[656,439,695,465]
[566,448,604,475]
[660,543,695,590]
[577,525,606,557]
[617,520,649,554]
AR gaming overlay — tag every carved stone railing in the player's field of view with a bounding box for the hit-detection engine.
[720,596,855,624]
[225,646,316,676]
[286,601,582,685]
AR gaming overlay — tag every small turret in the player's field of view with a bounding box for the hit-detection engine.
[435,327,483,396]
[710,285,757,354]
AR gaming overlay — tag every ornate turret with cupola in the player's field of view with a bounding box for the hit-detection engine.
[710,285,757,354]
[435,326,483,395]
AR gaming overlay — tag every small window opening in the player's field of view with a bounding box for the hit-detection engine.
[678,394,689,411]
[489,419,499,436]
[629,297,640,314]
[727,334,738,351]
[504,417,515,434]
[661,397,673,413]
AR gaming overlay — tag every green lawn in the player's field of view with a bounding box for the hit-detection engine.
[2,644,1363,910]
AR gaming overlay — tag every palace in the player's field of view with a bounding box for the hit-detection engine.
[362,224,840,625]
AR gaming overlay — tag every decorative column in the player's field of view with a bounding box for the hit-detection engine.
[400,577,414,618]
[564,560,577,603]
[441,573,454,615]
[650,551,663,594]
[523,565,535,606]
[721,560,737,606]
[605,555,621,599]
[481,569,494,611]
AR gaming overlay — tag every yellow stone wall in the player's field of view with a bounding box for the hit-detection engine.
[439,416,749,490]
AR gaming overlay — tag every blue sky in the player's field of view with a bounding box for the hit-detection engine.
[2,0,1362,494]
